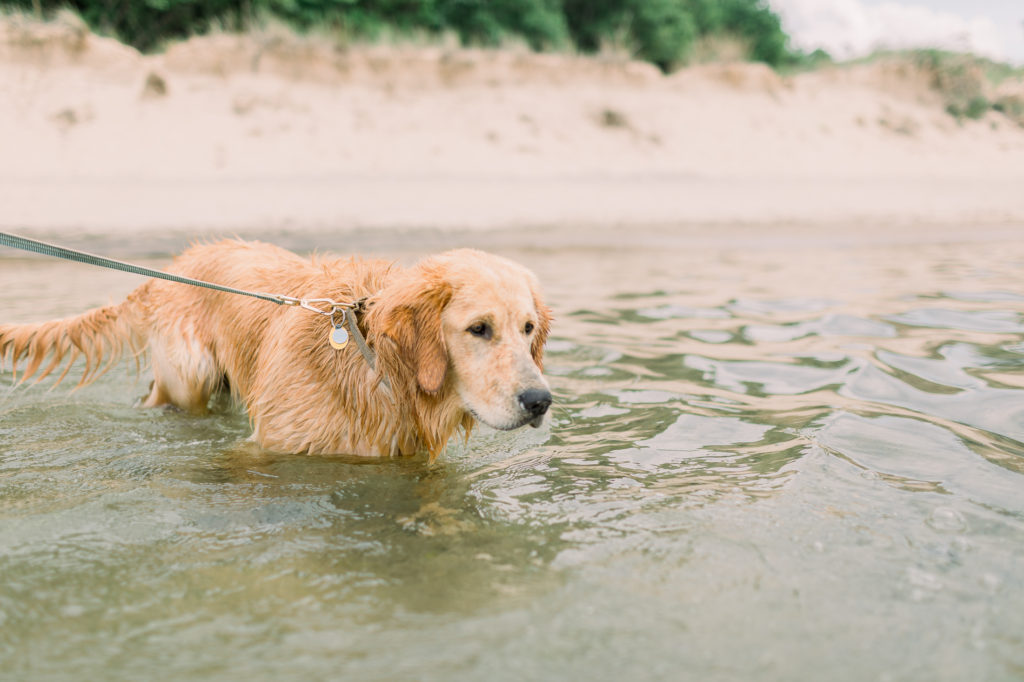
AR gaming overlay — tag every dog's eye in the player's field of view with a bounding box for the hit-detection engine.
[467,322,492,339]
[524,322,535,335]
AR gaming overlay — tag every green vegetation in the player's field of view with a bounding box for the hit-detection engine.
[4,0,818,71]
[909,49,1024,124]
[843,49,1024,125]
[993,96,1024,126]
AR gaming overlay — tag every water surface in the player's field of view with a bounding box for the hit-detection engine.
[2,225,1024,681]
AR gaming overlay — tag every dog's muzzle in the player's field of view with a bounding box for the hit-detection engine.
[518,387,552,428]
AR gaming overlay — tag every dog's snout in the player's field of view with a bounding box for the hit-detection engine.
[518,388,552,417]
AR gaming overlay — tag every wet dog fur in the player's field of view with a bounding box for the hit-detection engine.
[0,241,552,460]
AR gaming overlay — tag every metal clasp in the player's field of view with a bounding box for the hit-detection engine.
[266,294,354,317]
[298,298,342,316]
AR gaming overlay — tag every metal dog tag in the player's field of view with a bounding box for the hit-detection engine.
[329,325,349,350]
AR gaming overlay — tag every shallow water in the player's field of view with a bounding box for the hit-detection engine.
[2,225,1024,681]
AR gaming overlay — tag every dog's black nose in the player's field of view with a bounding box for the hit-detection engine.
[518,388,552,417]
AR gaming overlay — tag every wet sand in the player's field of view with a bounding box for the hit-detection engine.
[5,173,1024,235]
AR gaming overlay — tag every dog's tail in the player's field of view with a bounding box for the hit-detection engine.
[0,286,149,388]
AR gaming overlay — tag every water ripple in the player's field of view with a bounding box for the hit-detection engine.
[4,234,1024,680]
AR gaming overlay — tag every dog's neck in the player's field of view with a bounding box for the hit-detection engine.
[360,305,473,461]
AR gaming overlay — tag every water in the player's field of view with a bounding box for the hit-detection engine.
[2,224,1024,681]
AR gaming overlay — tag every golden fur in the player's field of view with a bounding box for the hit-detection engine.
[0,241,553,460]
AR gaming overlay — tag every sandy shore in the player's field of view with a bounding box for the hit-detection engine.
[2,14,1024,237]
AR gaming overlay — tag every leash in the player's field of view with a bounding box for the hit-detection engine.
[0,231,382,378]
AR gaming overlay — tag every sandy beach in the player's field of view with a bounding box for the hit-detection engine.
[2,13,1024,238]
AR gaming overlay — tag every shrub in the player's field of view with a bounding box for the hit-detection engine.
[993,95,1024,126]
[719,0,788,65]
[2,0,803,71]
[963,95,990,120]
[630,0,697,72]
[561,0,624,53]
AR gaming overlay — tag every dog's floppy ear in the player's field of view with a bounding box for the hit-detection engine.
[374,267,453,394]
[531,289,552,371]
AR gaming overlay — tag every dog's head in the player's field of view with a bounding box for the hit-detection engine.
[372,249,552,431]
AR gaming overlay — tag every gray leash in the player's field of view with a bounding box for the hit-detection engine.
[0,231,288,305]
[0,231,383,377]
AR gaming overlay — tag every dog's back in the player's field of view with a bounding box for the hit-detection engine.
[0,240,391,413]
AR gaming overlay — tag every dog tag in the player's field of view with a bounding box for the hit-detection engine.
[329,325,349,350]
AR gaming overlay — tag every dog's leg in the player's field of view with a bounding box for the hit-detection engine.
[143,334,220,415]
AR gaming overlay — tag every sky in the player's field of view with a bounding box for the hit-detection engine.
[768,0,1024,65]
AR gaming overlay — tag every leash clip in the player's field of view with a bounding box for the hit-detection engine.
[299,298,352,317]
[267,294,352,318]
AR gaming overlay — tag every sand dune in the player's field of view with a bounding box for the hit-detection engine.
[2,13,1023,235]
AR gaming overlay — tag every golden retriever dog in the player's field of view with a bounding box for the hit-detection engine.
[0,241,553,461]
